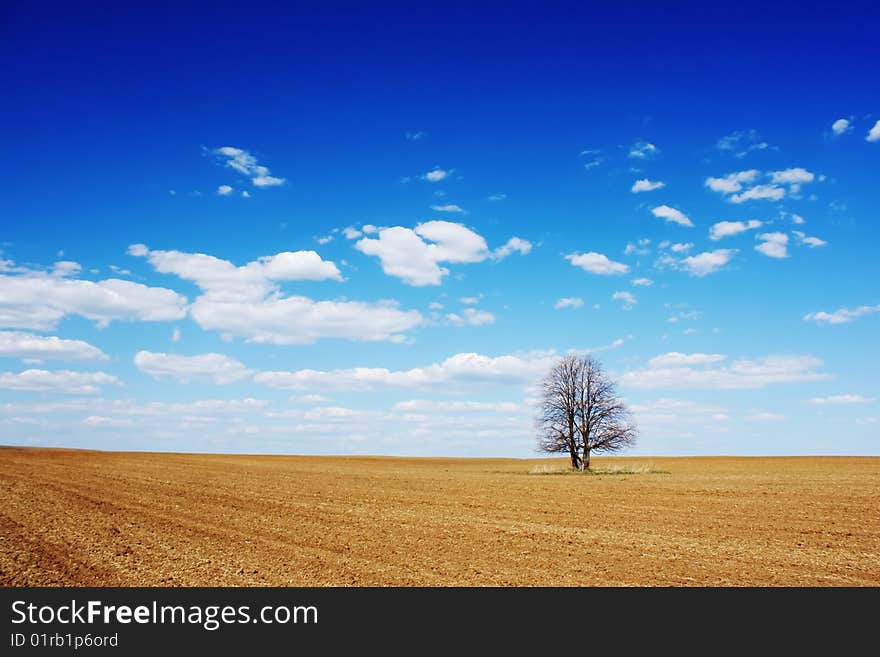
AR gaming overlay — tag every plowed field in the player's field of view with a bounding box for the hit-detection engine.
[1,447,877,586]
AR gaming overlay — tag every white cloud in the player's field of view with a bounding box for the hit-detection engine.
[651,205,694,227]
[705,170,760,193]
[406,131,425,141]
[134,350,253,384]
[316,235,333,245]
[804,304,880,325]
[679,249,736,276]
[254,350,559,392]
[431,204,465,213]
[52,261,82,277]
[131,244,342,299]
[446,308,495,326]
[422,168,450,182]
[631,179,665,193]
[171,327,181,342]
[730,184,785,203]
[491,237,532,260]
[866,120,880,142]
[809,394,874,405]
[755,232,789,258]
[791,213,806,225]
[631,278,653,287]
[747,412,786,422]
[621,354,827,390]
[241,191,250,198]
[565,252,629,275]
[629,141,659,159]
[0,261,187,331]
[669,242,693,253]
[792,231,827,248]
[487,193,507,201]
[458,296,481,305]
[393,400,523,413]
[707,169,815,204]
[355,222,527,286]
[0,369,121,395]
[716,130,769,158]
[770,167,815,186]
[0,331,108,362]
[554,297,584,310]
[83,415,134,428]
[213,146,286,187]
[648,352,727,368]
[343,227,363,240]
[624,238,651,256]
[132,245,422,344]
[612,291,636,310]
[831,118,852,136]
[217,185,233,196]
[709,219,762,240]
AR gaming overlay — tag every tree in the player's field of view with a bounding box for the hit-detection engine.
[537,354,637,470]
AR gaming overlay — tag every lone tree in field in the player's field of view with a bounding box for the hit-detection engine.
[537,354,637,470]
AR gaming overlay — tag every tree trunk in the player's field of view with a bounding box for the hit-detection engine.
[569,449,581,470]
[581,448,591,471]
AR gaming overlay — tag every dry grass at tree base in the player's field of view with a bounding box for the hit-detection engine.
[1,447,878,586]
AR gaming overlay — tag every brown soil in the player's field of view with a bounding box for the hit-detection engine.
[1,447,877,586]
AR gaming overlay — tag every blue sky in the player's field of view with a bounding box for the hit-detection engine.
[1,1,878,456]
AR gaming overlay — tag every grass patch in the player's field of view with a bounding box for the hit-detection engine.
[528,463,670,476]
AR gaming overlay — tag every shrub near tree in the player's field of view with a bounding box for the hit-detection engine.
[537,354,637,471]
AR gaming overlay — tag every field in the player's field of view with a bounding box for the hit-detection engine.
[1,447,878,586]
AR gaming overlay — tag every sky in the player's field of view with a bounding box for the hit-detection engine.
[1,1,878,456]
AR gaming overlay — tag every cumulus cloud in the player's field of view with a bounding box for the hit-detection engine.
[648,352,726,368]
[629,141,659,159]
[554,297,584,310]
[755,232,789,258]
[809,394,874,405]
[804,304,880,325]
[792,231,827,248]
[621,353,827,390]
[716,130,769,158]
[651,205,694,227]
[669,242,693,253]
[254,350,559,392]
[866,120,880,142]
[631,179,665,193]
[487,193,507,201]
[612,291,636,310]
[445,308,495,326]
[355,222,528,286]
[831,118,852,136]
[134,351,253,384]
[212,146,286,187]
[0,369,121,395]
[707,168,818,203]
[730,184,785,203]
[679,249,736,276]
[0,260,187,331]
[393,399,522,413]
[431,204,465,213]
[631,278,653,286]
[565,252,629,275]
[705,170,760,194]
[0,331,108,362]
[492,237,533,260]
[709,219,762,241]
[217,185,233,196]
[422,168,450,182]
[131,245,422,344]
[770,167,815,186]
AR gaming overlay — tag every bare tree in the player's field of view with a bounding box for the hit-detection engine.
[537,354,637,470]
